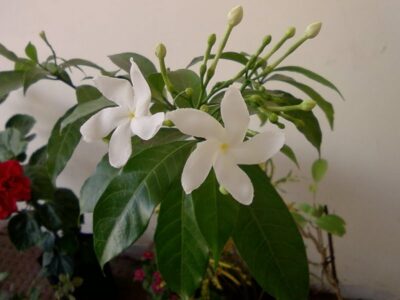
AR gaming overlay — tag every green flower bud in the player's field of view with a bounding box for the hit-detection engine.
[39,31,46,40]
[262,35,272,46]
[200,64,206,77]
[200,104,209,112]
[155,43,167,59]
[277,122,286,129]
[208,33,217,46]
[185,87,193,97]
[163,119,174,127]
[285,26,296,38]
[227,5,243,27]
[305,22,322,39]
[299,99,317,111]
[206,67,215,79]
[269,113,278,123]
[219,185,229,195]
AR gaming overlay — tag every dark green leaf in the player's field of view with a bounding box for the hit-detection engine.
[0,71,24,99]
[25,42,38,62]
[42,250,74,277]
[60,97,114,130]
[23,68,49,94]
[35,202,62,230]
[268,74,335,129]
[288,110,322,153]
[24,165,55,200]
[155,181,208,298]
[50,188,80,230]
[93,141,195,267]
[5,114,36,136]
[233,166,309,300]
[0,43,19,62]
[29,145,47,166]
[47,108,84,181]
[8,211,42,250]
[76,85,102,103]
[312,159,328,182]
[274,66,344,99]
[192,171,239,265]
[315,214,346,236]
[60,58,107,73]
[168,69,201,107]
[280,144,299,168]
[108,52,157,77]
[186,51,249,68]
[0,128,28,161]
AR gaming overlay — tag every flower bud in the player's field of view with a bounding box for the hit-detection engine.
[269,113,278,123]
[219,185,229,195]
[155,43,167,59]
[305,22,322,39]
[227,5,243,27]
[262,35,272,46]
[299,99,317,111]
[208,33,217,46]
[163,119,174,127]
[185,88,193,97]
[200,104,209,112]
[285,27,296,38]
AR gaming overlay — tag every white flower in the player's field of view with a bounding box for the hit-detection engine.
[168,86,285,205]
[80,59,164,168]
[227,5,243,27]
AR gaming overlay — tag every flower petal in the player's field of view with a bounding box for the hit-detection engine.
[130,59,152,116]
[94,76,134,109]
[221,86,249,145]
[131,112,165,140]
[167,109,225,140]
[109,120,132,168]
[181,140,218,194]
[231,131,285,165]
[214,154,253,205]
[80,107,126,142]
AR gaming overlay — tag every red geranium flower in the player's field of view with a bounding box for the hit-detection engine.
[0,160,31,219]
[143,251,154,260]
[133,268,146,282]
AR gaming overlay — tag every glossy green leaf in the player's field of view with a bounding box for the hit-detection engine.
[108,52,157,77]
[29,145,47,166]
[5,114,35,137]
[0,71,24,99]
[93,141,195,267]
[192,171,239,265]
[80,155,120,213]
[50,188,80,230]
[75,85,102,103]
[268,74,335,129]
[25,42,38,62]
[155,181,208,298]
[34,202,62,231]
[316,214,346,237]
[0,43,19,62]
[8,211,42,250]
[0,128,28,161]
[233,166,309,300]
[280,144,299,168]
[312,158,328,182]
[168,69,201,107]
[47,108,84,182]
[274,66,344,99]
[60,97,114,130]
[23,165,55,201]
[186,51,249,68]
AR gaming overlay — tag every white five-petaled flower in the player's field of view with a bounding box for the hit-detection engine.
[80,59,164,168]
[168,86,285,205]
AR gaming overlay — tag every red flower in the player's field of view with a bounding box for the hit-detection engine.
[151,271,164,294]
[133,268,146,282]
[143,251,154,260]
[0,160,31,219]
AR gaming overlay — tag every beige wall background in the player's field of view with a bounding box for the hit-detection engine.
[1,0,399,299]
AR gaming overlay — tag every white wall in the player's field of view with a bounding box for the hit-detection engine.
[1,1,399,299]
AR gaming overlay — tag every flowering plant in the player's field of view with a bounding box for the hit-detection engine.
[0,5,344,300]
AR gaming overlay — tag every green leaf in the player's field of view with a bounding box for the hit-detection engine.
[42,250,74,277]
[60,58,107,73]
[315,214,346,237]
[186,51,249,68]
[192,171,239,265]
[23,68,49,94]
[25,42,38,62]
[155,181,209,298]
[5,114,36,136]
[24,165,55,200]
[0,128,28,161]
[168,69,201,107]
[29,145,47,166]
[80,155,120,214]
[8,211,42,250]
[233,166,309,300]
[0,71,24,99]
[35,202,62,230]
[268,74,335,129]
[0,43,20,62]
[47,108,84,182]
[75,85,102,103]
[108,52,157,77]
[60,97,114,130]
[274,66,344,100]
[312,158,328,182]
[280,144,299,168]
[50,188,80,230]
[93,141,195,267]
[291,211,308,227]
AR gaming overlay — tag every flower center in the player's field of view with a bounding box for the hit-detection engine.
[128,111,136,119]
[219,143,229,154]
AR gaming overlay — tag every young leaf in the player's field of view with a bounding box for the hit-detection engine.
[75,85,102,103]
[0,71,24,99]
[8,211,42,250]
[155,181,208,298]
[6,114,36,137]
[93,141,195,267]
[25,42,39,62]
[312,158,328,182]
[108,52,157,77]
[192,171,239,265]
[168,69,201,108]
[315,214,346,236]
[0,43,20,62]
[233,166,309,300]
[280,144,299,168]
